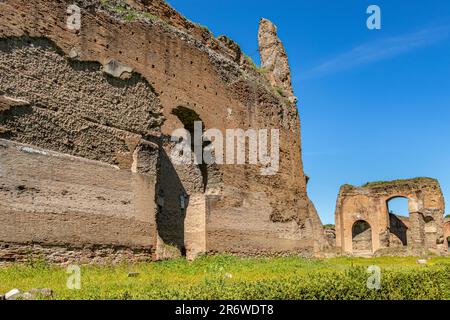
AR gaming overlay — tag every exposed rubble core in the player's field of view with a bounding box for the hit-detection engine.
[0,0,327,263]
[335,178,447,256]
[258,18,297,104]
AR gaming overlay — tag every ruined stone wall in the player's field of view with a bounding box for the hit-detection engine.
[0,139,157,252]
[0,35,160,261]
[444,219,450,252]
[388,214,409,247]
[0,37,162,166]
[0,0,326,261]
[258,18,296,103]
[335,178,446,256]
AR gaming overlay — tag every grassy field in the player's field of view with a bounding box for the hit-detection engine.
[0,255,449,300]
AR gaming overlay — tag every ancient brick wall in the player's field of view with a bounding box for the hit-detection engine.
[388,214,409,247]
[335,178,446,256]
[0,140,157,249]
[443,219,450,252]
[0,0,327,261]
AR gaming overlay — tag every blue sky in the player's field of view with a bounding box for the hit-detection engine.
[167,0,450,224]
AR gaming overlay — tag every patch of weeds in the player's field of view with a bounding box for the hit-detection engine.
[141,12,159,22]
[243,54,269,75]
[124,11,137,22]
[243,54,257,69]
[1,255,449,300]
[361,177,436,188]
[274,86,285,97]
[100,0,161,24]
[257,67,269,75]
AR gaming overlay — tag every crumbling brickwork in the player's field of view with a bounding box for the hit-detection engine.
[335,178,446,256]
[0,0,327,262]
[444,218,450,250]
[258,18,296,104]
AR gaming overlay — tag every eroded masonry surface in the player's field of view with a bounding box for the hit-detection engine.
[335,178,447,256]
[0,0,327,263]
[1,0,447,263]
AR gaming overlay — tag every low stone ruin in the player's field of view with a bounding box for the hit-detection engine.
[334,178,447,256]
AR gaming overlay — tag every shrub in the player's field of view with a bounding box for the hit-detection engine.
[1,256,448,300]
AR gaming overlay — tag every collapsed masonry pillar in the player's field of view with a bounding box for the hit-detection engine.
[258,18,297,104]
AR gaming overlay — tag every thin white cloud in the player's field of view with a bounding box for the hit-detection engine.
[300,24,450,79]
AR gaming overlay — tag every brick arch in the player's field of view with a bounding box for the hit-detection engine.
[335,178,446,256]
[385,194,412,206]
[385,195,411,247]
[338,197,379,254]
[351,220,373,253]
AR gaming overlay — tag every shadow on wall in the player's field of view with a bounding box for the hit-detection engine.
[171,106,209,192]
[389,213,408,246]
[422,214,437,249]
[156,148,188,255]
[352,220,372,253]
[387,197,409,247]
[156,106,210,256]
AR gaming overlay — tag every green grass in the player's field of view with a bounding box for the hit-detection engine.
[100,0,159,23]
[0,255,449,300]
[243,54,268,75]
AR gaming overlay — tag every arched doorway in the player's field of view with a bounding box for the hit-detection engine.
[171,106,208,191]
[154,106,210,260]
[352,220,373,254]
[386,197,409,246]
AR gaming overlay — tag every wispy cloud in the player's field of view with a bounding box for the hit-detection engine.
[300,24,450,79]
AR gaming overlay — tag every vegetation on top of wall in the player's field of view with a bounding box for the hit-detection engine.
[243,54,284,100]
[361,177,437,188]
[99,0,161,24]
[274,86,285,97]
[341,184,354,191]
[193,22,214,37]
[445,214,450,219]
[243,54,268,75]
[100,0,214,38]
[98,1,282,104]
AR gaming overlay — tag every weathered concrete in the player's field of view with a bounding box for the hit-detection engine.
[258,18,296,103]
[0,242,153,266]
[335,178,446,256]
[0,139,157,249]
[0,0,326,262]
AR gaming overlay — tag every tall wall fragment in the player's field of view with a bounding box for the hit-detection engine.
[0,0,326,262]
